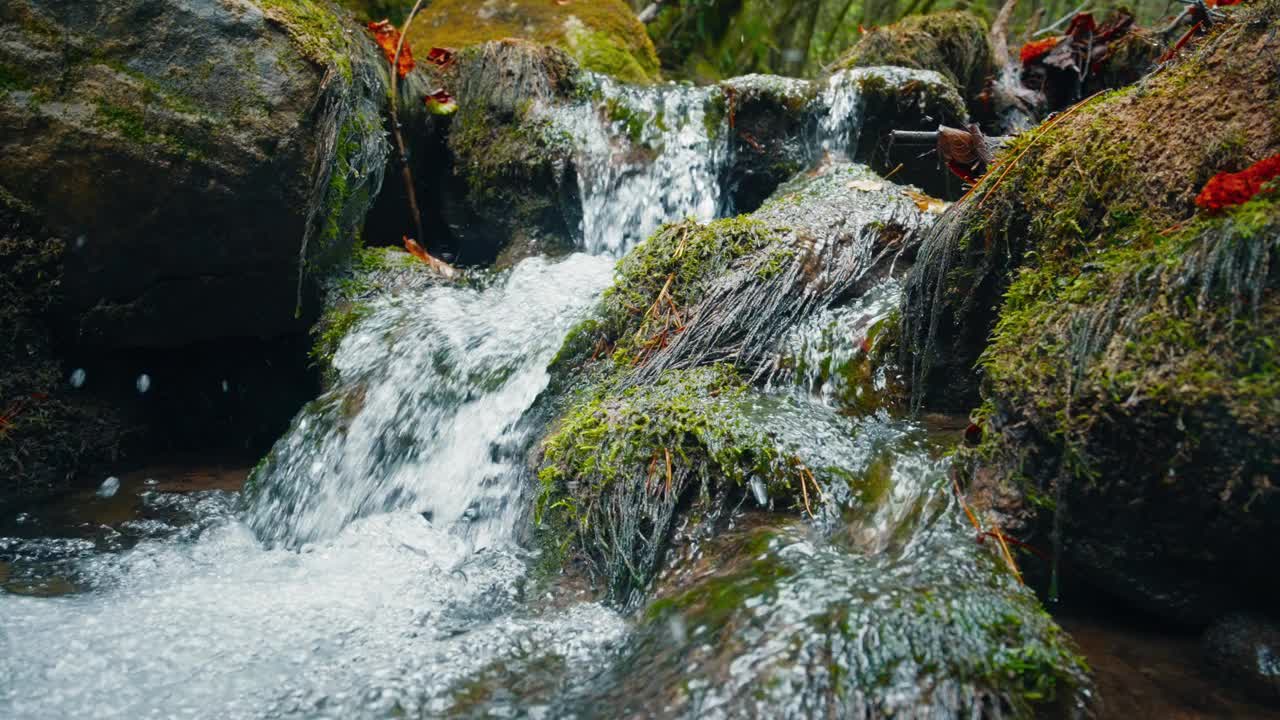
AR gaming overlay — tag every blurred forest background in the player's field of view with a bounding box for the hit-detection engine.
[345,0,1182,81]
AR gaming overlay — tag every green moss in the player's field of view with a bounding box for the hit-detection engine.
[449,102,573,203]
[589,216,782,365]
[0,62,33,93]
[255,0,355,81]
[535,365,818,601]
[838,11,992,99]
[408,0,660,83]
[94,102,208,159]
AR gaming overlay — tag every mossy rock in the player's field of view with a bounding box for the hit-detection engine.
[0,0,389,350]
[838,11,993,108]
[900,2,1280,621]
[412,40,583,265]
[570,513,1091,717]
[407,0,660,84]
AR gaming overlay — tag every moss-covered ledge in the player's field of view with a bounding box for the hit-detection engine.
[898,0,1280,622]
[407,0,661,83]
[838,11,993,107]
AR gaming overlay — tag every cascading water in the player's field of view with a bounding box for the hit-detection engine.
[245,254,615,549]
[0,65,1011,719]
[557,74,728,256]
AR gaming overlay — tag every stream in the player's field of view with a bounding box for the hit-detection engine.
[0,68,1250,719]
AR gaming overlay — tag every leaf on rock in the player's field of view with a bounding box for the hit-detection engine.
[425,89,458,116]
[367,19,415,79]
[1195,153,1280,212]
[425,47,455,68]
[404,236,458,278]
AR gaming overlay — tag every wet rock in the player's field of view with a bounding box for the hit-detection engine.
[407,0,661,84]
[719,74,818,213]
[838,11,993,111]
[1203,613,1280,706]
[570,514,1092,717]
[538,161,936,603]
[413,40,583,266]
[721,68,968,209]
[0,0,389,350]
[902,3,1280,622]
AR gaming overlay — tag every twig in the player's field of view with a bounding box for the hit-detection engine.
[1034,1,1090,36]
[387,1,456,278]
[990,0,1019,68]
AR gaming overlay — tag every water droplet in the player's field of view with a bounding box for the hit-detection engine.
[97,476,121,498]
[221,379,230,393]
[143,478,158,486]
[69,368,86,388]
[14,512,31,524]
[74,234,87,250]
[749,477,769,506]
[136,374,151,393]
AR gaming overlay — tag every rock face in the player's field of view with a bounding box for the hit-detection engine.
[407,0,661,84]
[900,3,1280,623]
[0,0,389,350]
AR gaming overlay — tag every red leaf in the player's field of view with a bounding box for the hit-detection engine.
[1195,153,1280,212]
[366,19,415,79]
[1066,12,1097,38]
[425,47,455,67]
[1019,37,1062,65]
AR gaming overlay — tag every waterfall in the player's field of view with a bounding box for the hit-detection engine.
[555,75,728,257]
[245,254,614,549]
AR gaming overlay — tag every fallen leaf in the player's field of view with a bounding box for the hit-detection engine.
[424,88,457,116]
[404,236,458,278]
[1019,36,1062,65]
[1195,153,1280,212]
[848,179,883,192]
[367,20,415,79]
[425,47,455,67]
[903,189,948,214]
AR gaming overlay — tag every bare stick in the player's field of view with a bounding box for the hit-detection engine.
[1034,1,1090,36]
[390,0,428,247]
[990,0,1019,68]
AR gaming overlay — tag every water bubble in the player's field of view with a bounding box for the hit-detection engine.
[69,368,86,388]
[97,477,121,498]
[136,374,151,394]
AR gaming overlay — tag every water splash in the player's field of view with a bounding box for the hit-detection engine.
[245,254,614,549]
[557,75,728,257]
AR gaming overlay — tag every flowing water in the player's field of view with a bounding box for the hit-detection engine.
[0,73,1013,718]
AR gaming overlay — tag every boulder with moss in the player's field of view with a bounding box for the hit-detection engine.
[0,0,388,350]
[406,0,660,84]
[900,2,1280,622]
[838,11,993,111]
[410,40,583,266]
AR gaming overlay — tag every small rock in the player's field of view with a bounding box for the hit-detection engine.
[1203,612,1280,706]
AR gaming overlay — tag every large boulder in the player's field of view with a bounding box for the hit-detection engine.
[407,0,661,84]
[900,2,1280,622]
[0,0,389,350]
